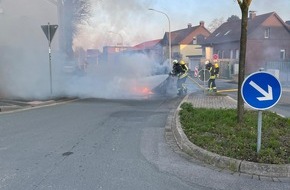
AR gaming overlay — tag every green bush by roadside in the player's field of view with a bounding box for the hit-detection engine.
[179,102,290,164]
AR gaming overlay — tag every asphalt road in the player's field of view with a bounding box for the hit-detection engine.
[0,82,290,190]
[0,97,199,190]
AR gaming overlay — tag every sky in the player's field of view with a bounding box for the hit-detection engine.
[74,0,290,50]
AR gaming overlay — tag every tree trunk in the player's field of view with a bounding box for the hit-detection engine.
[237,6,249,123]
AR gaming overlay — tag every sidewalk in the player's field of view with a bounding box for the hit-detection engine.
[166,91,290,180]
[0,98,76,113]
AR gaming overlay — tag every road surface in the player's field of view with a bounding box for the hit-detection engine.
[0,84,289,190]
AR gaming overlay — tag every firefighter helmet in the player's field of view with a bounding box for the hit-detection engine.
[179,60,185,65]
[214,63,219,68]
[205,60,210,65]
[173,60,178,64]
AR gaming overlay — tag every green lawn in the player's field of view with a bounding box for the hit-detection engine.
[179,102,290,164]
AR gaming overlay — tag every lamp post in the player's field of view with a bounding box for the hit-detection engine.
[148,8,171,65]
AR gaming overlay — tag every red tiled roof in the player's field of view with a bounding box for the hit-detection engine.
[205,12,289,44]
[132,39,161,51]
[162,24,210,45]
[171,26,199,45]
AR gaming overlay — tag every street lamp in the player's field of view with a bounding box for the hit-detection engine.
[148,8,171,65]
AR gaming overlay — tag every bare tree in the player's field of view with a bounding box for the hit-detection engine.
[227,15,240,22]
[208,17,224,33]
[58,0,91,59]
[236,0,253,123]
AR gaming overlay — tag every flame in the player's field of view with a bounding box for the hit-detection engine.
[141,87,153,95]
[132,86,154,95]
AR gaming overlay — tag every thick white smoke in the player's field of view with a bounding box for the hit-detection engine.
[0,0,169,100]
[73,0,160,50]
[60,53,169,99]
[0,0,59,100]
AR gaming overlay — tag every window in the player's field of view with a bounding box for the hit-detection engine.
[224,30,231,35]
[264,28,270,38]
[230,50,234,59]
[192,37,197,45]
[235,49,239,59]
[280,49,286,60]
[221,51,225,59]
[218,50,222,59]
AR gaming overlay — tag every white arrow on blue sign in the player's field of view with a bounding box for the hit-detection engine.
[241,72,282,110]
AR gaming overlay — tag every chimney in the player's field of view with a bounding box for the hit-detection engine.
[199,21,205,27]
[249,11,256,20]
[188,23,192,28]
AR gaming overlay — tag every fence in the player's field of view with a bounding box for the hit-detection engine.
[265,61,290,84]
[192,59,239,79]
[218,59,239,79]
[196,59,290,83]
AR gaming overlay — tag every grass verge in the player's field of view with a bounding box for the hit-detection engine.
[179,102,290,164]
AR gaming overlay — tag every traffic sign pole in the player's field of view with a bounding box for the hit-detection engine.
[241,71,282,153]
[257,110,262,152]
[41,23,58,96]
[48,23,53,95]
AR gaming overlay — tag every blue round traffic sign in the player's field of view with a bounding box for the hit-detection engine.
[241,72,282,110]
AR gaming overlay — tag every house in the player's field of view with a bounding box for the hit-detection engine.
[203,11,290,79]
[161,21,211,70]
[130,39,163,63]
[101,45,131,65]
[102,39,163,65]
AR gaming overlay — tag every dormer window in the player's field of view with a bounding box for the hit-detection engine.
[224,30,231,35]
[280,49,286,60]
[192,37,197,44]
[264,28,270,38]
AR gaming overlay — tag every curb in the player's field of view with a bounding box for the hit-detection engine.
[0,105,23,112]
[0,98,77,114]
[169,94,290,178]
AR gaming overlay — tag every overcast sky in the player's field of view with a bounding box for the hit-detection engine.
[74,0,290,50]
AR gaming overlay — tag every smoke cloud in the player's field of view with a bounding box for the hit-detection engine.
[73,0,160,50]
[0,0,170,100]
[61,53,169,99]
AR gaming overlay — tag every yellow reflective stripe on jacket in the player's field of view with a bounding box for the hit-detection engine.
[179,72,188,78]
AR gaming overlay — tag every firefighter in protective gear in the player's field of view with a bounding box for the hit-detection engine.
[205,60,219,92]
[170,60,189,95]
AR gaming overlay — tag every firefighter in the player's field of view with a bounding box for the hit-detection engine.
[205,60,219,92]
[170,59,189,95]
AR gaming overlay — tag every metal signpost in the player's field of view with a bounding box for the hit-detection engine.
[241,71,282,153]
[41,23,58,95]
[198,69,210,94]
